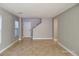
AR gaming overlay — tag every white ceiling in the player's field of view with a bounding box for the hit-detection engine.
[0,3,77,18]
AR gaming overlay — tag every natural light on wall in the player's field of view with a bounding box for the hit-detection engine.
[15,20,19,37]
[0,16,2,44]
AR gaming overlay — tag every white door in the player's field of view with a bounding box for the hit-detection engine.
[23,22,31,37]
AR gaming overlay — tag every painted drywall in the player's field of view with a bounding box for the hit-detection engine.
[33,18,53,39]
[0,16,2,44]
[0,3,76,18]
[54,17,58,40]
[58,4,79,55]
[0,7,18,51]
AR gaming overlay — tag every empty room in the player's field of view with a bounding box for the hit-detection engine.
[0,3,79,56]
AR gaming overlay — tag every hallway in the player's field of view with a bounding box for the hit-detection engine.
[0,38,71,56]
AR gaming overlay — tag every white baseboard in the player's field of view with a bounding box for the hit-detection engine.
[33,38,53,40]
[0,40,18,54]
[57,41,78,56]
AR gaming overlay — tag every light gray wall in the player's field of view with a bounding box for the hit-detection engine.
[33,18,53,39]
[0,8,19,51]
[58,4,79,55]
[0,16,2,44]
